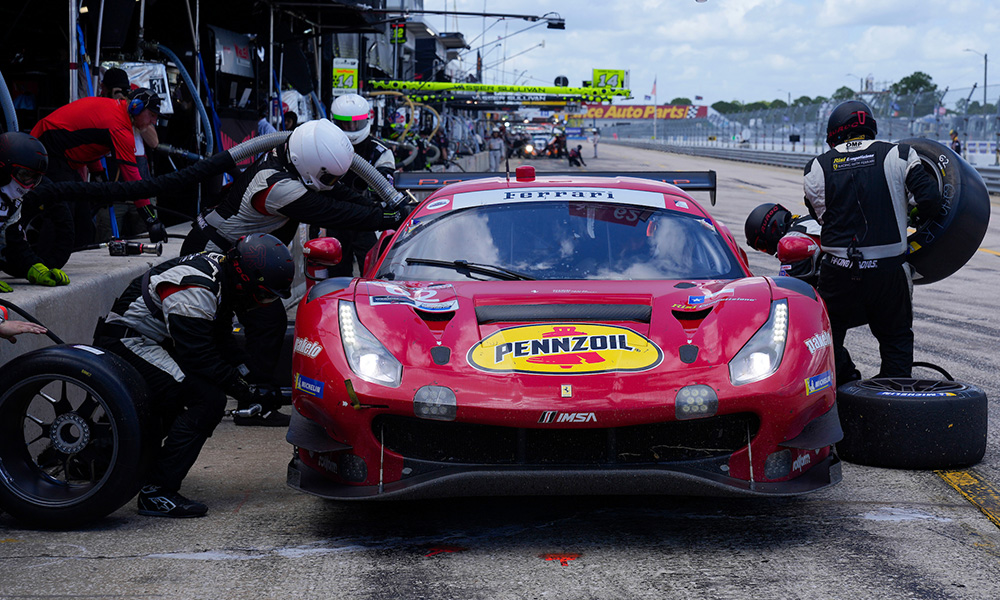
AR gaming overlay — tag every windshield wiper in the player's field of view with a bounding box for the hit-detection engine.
[405,258,536,281]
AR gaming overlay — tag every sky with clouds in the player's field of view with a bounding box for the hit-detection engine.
[423,0,999,106]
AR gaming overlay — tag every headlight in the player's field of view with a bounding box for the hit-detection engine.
[728,299,788,385]
[338,300,402,387]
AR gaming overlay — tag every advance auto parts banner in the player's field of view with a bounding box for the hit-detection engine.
[582,104,708,120]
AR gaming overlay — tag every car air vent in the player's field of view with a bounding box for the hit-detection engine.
[415,309,455,322]
[476,304,652,324]
[679,344,699,364]
[674,282,697,289]
[430,346,451,365]
[672,308,713,321]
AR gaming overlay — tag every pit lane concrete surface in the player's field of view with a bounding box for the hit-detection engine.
[2,143,1000,599]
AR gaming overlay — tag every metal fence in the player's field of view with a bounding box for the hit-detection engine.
[606,139,1000,196]
[605,85,1000,168]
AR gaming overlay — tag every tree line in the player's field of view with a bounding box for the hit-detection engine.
[701,71,997,116]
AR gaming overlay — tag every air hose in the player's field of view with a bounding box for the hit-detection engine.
[26,131,410,211]
[350,154,408,209]
[26,132,291,204]
[155,44,213,156]
[0,68,18,132]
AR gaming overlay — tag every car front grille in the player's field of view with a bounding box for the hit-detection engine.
[371,413,759,465]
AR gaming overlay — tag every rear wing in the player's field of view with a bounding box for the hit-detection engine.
[394,170,718,205]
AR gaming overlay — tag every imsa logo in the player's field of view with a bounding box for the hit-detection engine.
[539,411,597,424]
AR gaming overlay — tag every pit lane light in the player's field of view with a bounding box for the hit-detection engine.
[728,300,788,385]
[338,301,402,387]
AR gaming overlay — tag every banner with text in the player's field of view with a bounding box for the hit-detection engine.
[581,104,708,120]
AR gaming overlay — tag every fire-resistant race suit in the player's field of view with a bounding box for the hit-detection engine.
[323,136,395,277]
[93,252,261,498]
[180,149,405,388]
[803,138,942,381]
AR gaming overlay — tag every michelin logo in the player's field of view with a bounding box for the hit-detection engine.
[805,371,833,395]
[295,373,324,398]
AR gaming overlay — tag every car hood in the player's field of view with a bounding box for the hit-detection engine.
[352,278,774,375]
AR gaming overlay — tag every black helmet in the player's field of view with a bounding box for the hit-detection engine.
[826,100,877,146]
[127,87,163,117]
[0,131,48,194]
[227,233,294,304]
[745,203,792,255]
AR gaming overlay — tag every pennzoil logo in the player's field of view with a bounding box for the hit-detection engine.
[466,323,662,375]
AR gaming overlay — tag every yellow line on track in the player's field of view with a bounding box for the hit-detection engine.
[979,248,1000,257]
[936,469,1000,529]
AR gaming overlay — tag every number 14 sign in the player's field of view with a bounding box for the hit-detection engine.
[332,58,359,95]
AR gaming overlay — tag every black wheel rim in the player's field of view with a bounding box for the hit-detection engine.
[0,374,120,507]
[857,378,968,393]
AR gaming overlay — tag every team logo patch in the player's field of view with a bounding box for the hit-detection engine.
[467,323,662,375]
[294,337,323,358]
[804,331,831,354]
[805,371,833,395]
[294,373,324,398]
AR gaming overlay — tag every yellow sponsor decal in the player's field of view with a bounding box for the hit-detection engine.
[467,323,662,375]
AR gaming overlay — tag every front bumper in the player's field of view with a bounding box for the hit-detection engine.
[287,453,842,500]
[286,410,842,500]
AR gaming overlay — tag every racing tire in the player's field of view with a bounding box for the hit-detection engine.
[836,377,987,469]
[900,137,990,285]
[0,345,155,528]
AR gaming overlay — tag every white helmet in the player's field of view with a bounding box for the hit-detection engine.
[286,119,354,191]
[330,94,372,145]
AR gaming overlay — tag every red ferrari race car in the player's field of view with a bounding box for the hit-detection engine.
[287,166,843,499]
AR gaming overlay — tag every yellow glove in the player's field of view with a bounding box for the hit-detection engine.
[26,263,71,287]
[0,281,12,293]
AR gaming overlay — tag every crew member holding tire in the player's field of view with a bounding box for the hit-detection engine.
[325,93,396,277]
[181,120,406,423]
[93,233,294,518]
[803,100,943,383]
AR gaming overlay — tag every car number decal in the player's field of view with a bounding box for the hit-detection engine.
[367,282,460,312]
[467,323,662,375]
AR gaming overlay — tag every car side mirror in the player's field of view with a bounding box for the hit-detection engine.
[303,237,343,281]
[776,232,819,264]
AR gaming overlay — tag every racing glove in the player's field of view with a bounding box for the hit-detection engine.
[380,203,413,230]
[0,281,12,293]
[26,263,71,287]
[137,201,168,243]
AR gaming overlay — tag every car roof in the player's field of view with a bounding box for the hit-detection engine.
[412,174,713,220]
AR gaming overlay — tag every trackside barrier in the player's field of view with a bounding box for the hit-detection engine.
[610,139,1000,196]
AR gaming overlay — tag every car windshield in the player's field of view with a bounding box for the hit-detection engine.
[378,201,743,281]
